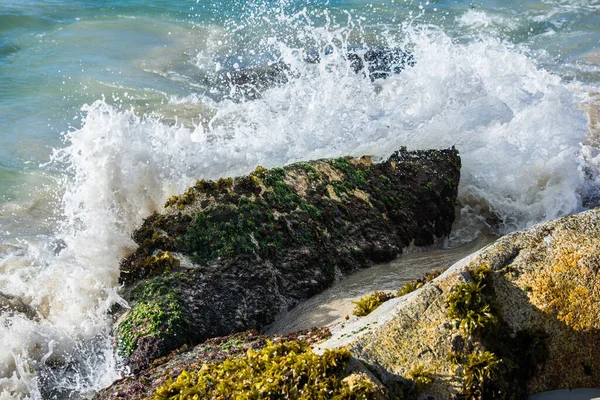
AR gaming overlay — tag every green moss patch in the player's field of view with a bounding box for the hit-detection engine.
[181,199,281,265]
[117,276,190,357]
[180,167,330,266]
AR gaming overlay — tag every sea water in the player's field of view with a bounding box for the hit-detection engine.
[0,0,599,398]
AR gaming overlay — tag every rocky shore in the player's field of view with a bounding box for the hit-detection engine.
[316,207,600,398]
[96,147,600,399]
[113,147,460,373]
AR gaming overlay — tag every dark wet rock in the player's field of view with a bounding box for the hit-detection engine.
[0,292,38,320]
[216,60,291,92]
[346,47,416,80]
[115,148,460,372]
[0,41,20,61]
[215,47,415,98]
[303,46,415,79]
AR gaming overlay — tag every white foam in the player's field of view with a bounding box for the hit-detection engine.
[458,9,519,32]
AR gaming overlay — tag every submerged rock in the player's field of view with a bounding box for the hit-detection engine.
[214,47,415,98]
[0,292,38,320]
[317,207,600,399]
[0,42,20,60]
[115,148,460,372]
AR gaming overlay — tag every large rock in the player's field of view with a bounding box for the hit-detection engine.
[317,207,600,399]
[115,148,460,372]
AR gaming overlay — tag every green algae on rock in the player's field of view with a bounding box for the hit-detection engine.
[95,328,379,400]
[116,148,460,371]
[154,340,381,400]
[316,207,600,399]
[352,291,395,317]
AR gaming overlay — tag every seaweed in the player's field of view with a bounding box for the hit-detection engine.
[352,291,395,317]
[153,340,378,399]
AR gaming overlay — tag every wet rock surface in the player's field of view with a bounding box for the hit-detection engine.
[115,148,460,372]
[0,292,38,320]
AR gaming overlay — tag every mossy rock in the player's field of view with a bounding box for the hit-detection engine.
[115,148,461,371]
[317,207,600,399]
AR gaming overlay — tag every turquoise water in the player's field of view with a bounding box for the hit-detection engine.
[0,0,599,398]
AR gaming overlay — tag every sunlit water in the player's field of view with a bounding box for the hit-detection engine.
[0,0,599,398]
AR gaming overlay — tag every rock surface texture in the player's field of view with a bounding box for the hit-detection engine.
[317,207,600,399]
[115,148,461,372]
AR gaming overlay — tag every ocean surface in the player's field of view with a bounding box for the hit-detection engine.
[0,0,598,398]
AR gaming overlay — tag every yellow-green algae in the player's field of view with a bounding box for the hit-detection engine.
[461,351,502,400]
[154,340,379,400]
[352,291,395,317]
[396,269,443,297]
[408,365,434,393]
[445,279,497,335]
[396,281,422,297]
[353,270,445,318]
[142,251,181,275]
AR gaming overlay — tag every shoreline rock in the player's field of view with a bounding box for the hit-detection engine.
[114,148,461,372]
[317,207,600,399]
[98,207,600,399]
[95,328,332,399]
